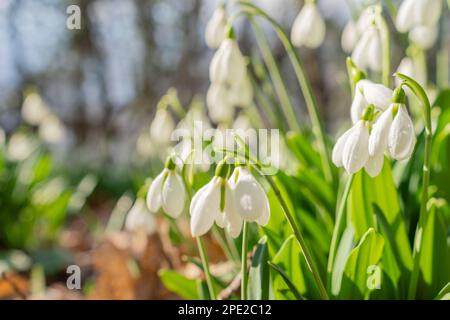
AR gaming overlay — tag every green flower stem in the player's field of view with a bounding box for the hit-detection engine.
[247,17,301,133]
[326,174,354,285]
[237,1,333,184]
[196,237,216,300]
[241,221,249,300]
[263,174,329,300]
[395,73,433,300]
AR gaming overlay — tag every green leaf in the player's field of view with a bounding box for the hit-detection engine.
[435,281,450,300]
[268,261,304,300]
[339,228,384,299]
[331,226,354,296]
[271,235,320,299]
[158,269,199,300]
[416,199,450,299]
[248,236,270,300]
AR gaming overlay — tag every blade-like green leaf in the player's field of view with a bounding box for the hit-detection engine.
[268,261,304,300]
[331,226,354,296]
[339,228,384,299]
[248,236,271,300]
[158,269,199,300]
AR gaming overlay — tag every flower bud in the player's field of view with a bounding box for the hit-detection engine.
[209,39,247,85]
[291,3,326,48]
[205,5,227,49]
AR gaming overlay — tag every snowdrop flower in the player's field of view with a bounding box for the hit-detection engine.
[351,80,392,124]
[205,4,227,49]
[395,0,417,33]
[228,75,253,108]
[125,199,156,235]
[209,37,247,85]
[150,108,175,145]
[369,88,416,161]
[146,158,186,218]
[337,121,370,174]
[206,84,234,123]
[409,25,438,50]
[351,26,382,72]
[341,20,359,53]
[190,164,242,238]
[291,1,326,49]
[228,167,270,226]
[414,0,442,27]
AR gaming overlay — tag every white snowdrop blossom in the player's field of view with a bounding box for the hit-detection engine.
[409,25,438,50]
[340,121,370,174]
[209,38,247,85]
[150,108,175,145]
[228,167,270,226]
[396,0,442,32]
[206,84,234,123]
[146,164,187,218]
[228,75,253,108]
[190,175,242,238]
[341,20,359,53]
[291,2,326,48]
[205,5,227,49]
[125,199,156,235]
[351,26,382,72]
[351,80,392,124]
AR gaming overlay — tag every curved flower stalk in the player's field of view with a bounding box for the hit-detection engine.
[125,198,156,235]
[394,73,434,299]
[290,0,326,49]
[205,2,227,49]
[396,0,442,50]
[146,157,187,218]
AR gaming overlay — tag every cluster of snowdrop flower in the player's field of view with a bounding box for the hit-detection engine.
[190,162,270,238]
[333,78,416,177]
[290,0,326,48]
[343,6,383,73]
[396,0,442,50]
[206,5,254,124]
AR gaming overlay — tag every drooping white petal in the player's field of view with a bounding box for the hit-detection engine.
[206,84,234,123]
[228,76,253,108]
[351,83,368,124]
[409,25,438,50]
[360,80,393,112]
[255,189,270,226]
[150,109,175,145]
[205,6,227,49]
[388,105,416,160]
[230,168,267,221]
[209,39,247,84]
[224,183,242,238]
[190,178,221,237]
[367,29,382,72]
[342,121,370,174]
[395,0,416,32]
[364,151,385,177]
[291,3,326,48]
[415,0,442,27]
[162,171,186,218]
[332,127,353,168]
[125,199,156,234]
[369,104,394,156]
[146,169,167,212]
[341,20,359,53]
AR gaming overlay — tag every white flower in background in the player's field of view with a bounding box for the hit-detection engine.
[146,162,186,218]
[209,38,247,85]
[414,0,442,27]
[38,114,66,144]
[150,108,175,145]
[228,167,270,226]
[206,84,235,123]
[190,175,241,238]
[291,2,326,48]
[21,92,51,126]
[351,80,392,124]
[351,26,382,72]
[228,75,253,108]
[395,0,417,33]
[333,121,370,174]
[341,20,359,53]
[205,4,227,49]
[409,25,438,50]
[125,199,156,234]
